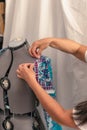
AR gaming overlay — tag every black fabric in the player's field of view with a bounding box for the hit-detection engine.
[0,36,3,49]
[0,0,5,2]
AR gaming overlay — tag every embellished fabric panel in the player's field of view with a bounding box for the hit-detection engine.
[34,56,62,130]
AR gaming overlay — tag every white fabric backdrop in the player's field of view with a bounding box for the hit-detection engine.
[3,0,87,130]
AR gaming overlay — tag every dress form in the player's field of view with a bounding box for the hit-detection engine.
[0,39,41,130]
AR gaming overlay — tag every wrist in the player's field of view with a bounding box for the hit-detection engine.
[49,38,58,48]
[27,78,38,89]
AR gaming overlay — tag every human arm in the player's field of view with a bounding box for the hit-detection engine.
[29,38,87,62]
[16,63,77,129]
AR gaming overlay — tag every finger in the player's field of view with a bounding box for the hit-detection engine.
[36,46,45,58]
[17,74,22,79]
[37,48,42,57]
[35,48,41,58]
[18,63,28,69]
[18,64,23,69]
[29,47,34,57]
[16,69,21,74]
[20,63,29,66]
[29,64,35,72]
[31,48,39,58]
[29,44,37,57]
[30,63,34,69]
[23,63,33,68]
[29,45,40,58]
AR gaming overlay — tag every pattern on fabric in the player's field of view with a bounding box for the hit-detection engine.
[34,55,62,130]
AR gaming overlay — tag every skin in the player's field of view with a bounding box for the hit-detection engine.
[29,38,87,61]
[16,38,87,129]
[16,63,77,128]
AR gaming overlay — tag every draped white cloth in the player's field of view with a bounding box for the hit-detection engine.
[3,0,87,130]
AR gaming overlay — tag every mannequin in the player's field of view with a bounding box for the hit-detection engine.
[0,39,45,130]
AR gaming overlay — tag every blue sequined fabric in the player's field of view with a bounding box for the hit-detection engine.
[34,56,62,130]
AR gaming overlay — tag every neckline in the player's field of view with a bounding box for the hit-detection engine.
[8,38,28,51]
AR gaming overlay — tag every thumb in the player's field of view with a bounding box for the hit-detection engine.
[36,47,44,58]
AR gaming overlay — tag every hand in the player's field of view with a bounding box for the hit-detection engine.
[29,38,51,58]
[16,63,37,87]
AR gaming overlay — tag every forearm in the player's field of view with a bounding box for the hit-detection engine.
[27,80,77,128]
[48,38,87,62]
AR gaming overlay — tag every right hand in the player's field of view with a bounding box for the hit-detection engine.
[16,63,37,87]
[29,38,51,58]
